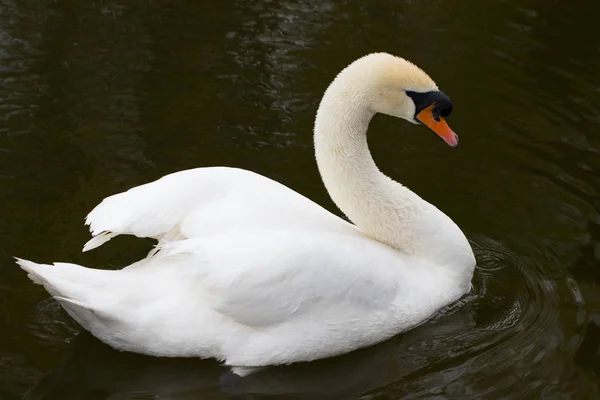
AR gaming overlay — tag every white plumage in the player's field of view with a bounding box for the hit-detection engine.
[17,53,475,368]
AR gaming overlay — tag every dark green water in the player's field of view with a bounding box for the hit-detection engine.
[1,0,600,398]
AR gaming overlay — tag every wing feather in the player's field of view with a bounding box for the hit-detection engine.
[158,231,403,329]
[83,167,355,252]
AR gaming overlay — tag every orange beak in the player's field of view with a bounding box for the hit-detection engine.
[416,104,458,147]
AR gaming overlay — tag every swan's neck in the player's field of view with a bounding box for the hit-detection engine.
[314,89,473,267]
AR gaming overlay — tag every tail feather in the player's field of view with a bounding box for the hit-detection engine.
[16,258,56,288]
[15,258,100,302]
[16,258,116,333]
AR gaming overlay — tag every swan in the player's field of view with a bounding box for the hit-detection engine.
[16,53,476,368]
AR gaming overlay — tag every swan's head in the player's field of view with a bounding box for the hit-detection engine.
[331,52,458,147]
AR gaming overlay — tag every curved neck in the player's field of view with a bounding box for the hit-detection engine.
[313,90,473,267]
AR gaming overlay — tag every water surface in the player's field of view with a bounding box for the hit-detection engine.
[1,0,600,398]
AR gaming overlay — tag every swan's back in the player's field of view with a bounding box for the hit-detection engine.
[84,166,358,252]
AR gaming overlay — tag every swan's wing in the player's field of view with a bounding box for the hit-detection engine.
[84,167,353,252]
[160,230,405,329]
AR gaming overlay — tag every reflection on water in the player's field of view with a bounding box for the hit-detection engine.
[1,0,600,398]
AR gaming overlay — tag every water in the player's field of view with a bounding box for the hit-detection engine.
[1,0,599,398]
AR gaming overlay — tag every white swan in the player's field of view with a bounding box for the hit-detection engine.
[17,53,475,368]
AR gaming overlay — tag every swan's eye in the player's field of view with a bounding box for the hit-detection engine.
[406,90,453,121]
